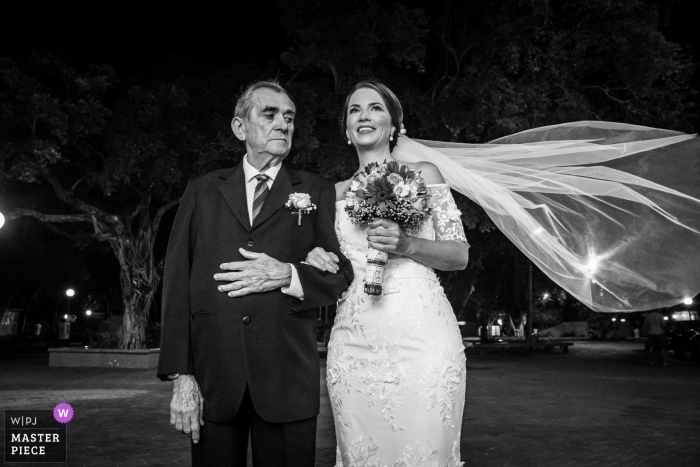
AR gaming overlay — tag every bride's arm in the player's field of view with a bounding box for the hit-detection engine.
[303,180,350,273]
[367,162,469,271]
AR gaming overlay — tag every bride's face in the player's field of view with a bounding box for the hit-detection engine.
[346,88,394,151]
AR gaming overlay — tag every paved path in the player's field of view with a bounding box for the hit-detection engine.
[1,341,699,466]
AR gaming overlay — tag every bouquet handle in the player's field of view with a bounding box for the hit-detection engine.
[364,246,388,295]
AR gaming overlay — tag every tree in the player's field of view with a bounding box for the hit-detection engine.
[0,54,235,348]
[2,0,696,348]
[278,0,697,318]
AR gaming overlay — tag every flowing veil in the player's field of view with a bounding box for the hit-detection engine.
[393,121,700,313]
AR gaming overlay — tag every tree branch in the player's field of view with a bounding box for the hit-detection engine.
[574,85,629,105]
[323,62,340,93]
[45,175,122,231]
[287,61,311,84]
[128,193,151,226]
[70,174,89,192]
[8,208,116,244]
[9,209,91,224]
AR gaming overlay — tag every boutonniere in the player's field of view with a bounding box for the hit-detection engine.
[285,193,316,225]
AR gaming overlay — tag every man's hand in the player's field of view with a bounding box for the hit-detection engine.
[170,374,204,444]
[305,247,340,273]
[215,248,292,297]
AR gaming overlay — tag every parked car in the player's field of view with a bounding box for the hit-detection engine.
[668,320,700,361]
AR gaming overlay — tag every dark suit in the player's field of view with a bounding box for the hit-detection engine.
[157,162,352,465]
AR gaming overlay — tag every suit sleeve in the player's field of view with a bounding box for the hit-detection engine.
[291,181,353,311]
[156,181,197,380]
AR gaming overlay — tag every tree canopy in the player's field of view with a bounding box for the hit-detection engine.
[1,0,697,346]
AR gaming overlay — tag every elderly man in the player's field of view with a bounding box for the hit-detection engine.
[157,80,353,466]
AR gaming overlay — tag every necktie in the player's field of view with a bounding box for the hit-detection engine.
[251,174,270,225]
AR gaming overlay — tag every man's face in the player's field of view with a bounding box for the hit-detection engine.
[233,88,295,164]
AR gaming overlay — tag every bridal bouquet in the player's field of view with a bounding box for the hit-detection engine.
[345,160,432,295]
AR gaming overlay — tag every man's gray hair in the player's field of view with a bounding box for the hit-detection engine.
[234,80,293,119]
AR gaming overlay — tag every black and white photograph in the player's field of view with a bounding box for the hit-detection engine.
[1,1,699,466]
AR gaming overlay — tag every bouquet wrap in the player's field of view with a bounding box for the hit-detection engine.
[364,247,389,295]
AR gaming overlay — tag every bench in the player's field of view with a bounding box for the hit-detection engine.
[467,340,574,356]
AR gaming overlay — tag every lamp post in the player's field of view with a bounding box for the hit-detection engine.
[63,289,75,341]
[65,288,75,314]
[83,309,93,345]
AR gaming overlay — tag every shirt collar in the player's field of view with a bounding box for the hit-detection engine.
[243,154,282,183]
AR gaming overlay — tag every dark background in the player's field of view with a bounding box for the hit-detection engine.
[1,0,699,342]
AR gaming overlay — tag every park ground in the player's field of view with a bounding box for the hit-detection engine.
[1,341,699,466]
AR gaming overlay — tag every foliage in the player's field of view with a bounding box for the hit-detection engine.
[0,54,236,348]
[1,0,696,346]
[278,0,696,322]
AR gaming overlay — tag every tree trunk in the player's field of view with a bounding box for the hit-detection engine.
[111,233,160,349]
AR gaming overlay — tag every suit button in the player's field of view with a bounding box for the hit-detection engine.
[247,240,255,247]
[242,316,251,325]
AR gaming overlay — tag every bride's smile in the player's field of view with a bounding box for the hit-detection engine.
[346,88,395,153]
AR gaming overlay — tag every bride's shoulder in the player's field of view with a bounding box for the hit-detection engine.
[335,180,352,201]
[408,161,445,185]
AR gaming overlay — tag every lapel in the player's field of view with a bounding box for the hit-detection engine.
[252,164,302,230]
[218,162,303,232]
[219,163,251,232]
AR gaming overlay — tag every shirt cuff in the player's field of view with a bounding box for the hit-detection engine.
[281,264,304,300]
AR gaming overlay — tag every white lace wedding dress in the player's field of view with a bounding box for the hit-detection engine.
[328,184,468,467]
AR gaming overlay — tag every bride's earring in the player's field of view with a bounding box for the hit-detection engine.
[346,133,352,145]
[389,128,395,142]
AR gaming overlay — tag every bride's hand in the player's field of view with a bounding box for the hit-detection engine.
[305,247,340,273]
[368,218,414,256]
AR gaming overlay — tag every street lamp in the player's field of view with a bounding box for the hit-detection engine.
[683,297,693,306]
[0,211,5,230]
[62,288,76,341]
[85,309,92,316]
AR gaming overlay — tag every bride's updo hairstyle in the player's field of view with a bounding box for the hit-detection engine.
[342,80,404,152]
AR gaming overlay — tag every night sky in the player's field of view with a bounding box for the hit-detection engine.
[2,2,697,74]
[0,4,290,73]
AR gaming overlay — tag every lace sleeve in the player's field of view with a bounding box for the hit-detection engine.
[429,184,469,243]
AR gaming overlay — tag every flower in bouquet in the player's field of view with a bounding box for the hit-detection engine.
[344,160,433,295]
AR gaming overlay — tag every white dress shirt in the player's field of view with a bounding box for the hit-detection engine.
[242,155,304,299]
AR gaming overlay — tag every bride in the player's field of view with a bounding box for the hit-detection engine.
[307,81,470,466]
[308,79,700,466]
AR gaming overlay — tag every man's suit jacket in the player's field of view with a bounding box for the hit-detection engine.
[157,162,353,423]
